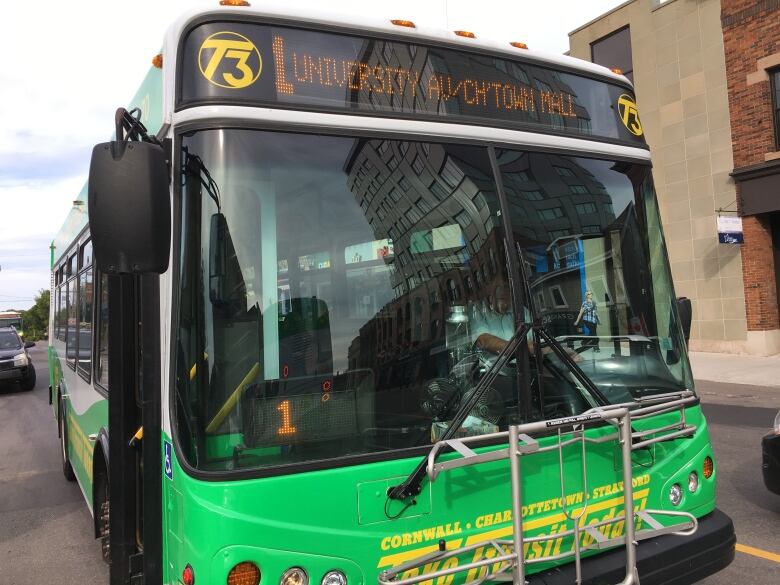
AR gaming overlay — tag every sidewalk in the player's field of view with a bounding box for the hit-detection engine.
[689,351,780,388]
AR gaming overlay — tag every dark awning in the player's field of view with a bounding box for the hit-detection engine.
[732,158,780,216]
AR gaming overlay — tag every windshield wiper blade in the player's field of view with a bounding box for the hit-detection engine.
[387,322,530,501]
[534,324,610,406]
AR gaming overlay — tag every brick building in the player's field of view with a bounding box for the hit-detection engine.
[722,0,780,354]
[569,0,780,355]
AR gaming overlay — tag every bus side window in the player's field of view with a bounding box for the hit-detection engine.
[77,264,93,380]
[95,272,109,390]
[66,276,78,369]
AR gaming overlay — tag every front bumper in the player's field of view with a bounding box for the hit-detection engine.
[528,508,735,585]
[0,364,28,381]
[762,432,780,495]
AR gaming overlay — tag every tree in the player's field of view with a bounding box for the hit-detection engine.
[22,289,49,341]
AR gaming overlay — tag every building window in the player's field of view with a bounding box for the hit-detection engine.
[537,291,547,310]
[554,166,574,177]
[549,229,570,239]
[429,180,449,201]
[773,68,780,149]
[538,207,564,220]
[412,155,425,175]
[550,285,568,308]
[575,202,597,214]
[440,157,465,188]
[570,185,589,194]
[591,26,633,83]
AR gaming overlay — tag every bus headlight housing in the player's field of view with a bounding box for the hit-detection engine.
[281,567,308,585]
[669,483,682,506]
[13,352,28,367]
[321,570,347,585]
[688,471,699,493]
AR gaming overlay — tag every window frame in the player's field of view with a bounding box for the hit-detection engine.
[65,275,77,370]
[93,270,109,394]
[771,67,780,150]
[549,284,569,309]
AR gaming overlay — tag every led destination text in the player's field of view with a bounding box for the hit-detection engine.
[271,35,577,118]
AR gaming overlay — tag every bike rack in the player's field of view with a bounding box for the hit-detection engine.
[378,392,699,585]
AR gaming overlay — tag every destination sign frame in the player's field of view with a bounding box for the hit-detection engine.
[178,19,646,147]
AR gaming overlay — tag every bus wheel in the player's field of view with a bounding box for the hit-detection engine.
[97,478,111,564]
[59,399,76,481]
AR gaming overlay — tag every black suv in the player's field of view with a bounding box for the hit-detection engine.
[0,327,36,390]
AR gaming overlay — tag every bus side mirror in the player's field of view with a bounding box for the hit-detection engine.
[88,141,170,274]
[677,296,692,347]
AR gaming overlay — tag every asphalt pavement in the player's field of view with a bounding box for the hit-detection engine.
[0,344,107,584]
[697,379,780,585]
[0,347,778,584]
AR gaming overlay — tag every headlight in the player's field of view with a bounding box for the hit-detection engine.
[321,571,347,585]
[281,567,308,585]
[774,410,780,435]
[688,471,699,493]
[13,352,28,367]
[669,483,682,506]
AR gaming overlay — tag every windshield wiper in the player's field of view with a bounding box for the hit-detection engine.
[387,322,530,501]
[387,320,612,503]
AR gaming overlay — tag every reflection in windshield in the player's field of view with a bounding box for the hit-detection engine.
[175,130,690,472]
[498,151,693,402]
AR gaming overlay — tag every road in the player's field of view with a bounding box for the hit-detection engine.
[697,380,780,585]
[0,344,107,585]
[0,347,777,584]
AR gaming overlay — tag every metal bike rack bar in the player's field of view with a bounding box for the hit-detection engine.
[378,393,699,585]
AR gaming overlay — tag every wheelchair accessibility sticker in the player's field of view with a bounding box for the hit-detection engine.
[164,440,173,480]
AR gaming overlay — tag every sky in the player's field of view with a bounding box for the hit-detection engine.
[0,0,625,311]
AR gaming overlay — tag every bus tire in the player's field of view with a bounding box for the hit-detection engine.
[94,464,111,564]
[59,397,76,481]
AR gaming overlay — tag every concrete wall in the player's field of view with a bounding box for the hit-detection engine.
[569,0,754,353]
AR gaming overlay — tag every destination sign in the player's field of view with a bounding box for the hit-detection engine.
[179,22,645,145]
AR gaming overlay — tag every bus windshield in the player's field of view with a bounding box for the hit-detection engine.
[175,129,692,473]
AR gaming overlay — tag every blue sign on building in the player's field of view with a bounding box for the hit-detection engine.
[717,216,743,244]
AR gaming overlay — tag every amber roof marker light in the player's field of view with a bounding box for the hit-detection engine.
[390,19,416,28]
[454,30,476,39]
[219,0,251,6]
[510,41,528,50]
[611,67,624,75]
[152,54,163,69]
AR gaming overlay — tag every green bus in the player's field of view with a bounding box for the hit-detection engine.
[49,4,736,585]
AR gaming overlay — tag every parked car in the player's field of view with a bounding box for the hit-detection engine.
[762,410,780,495]
[0,326,36,390]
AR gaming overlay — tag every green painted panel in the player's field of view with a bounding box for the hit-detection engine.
[161,405,717,584]
[358,477,432,525]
